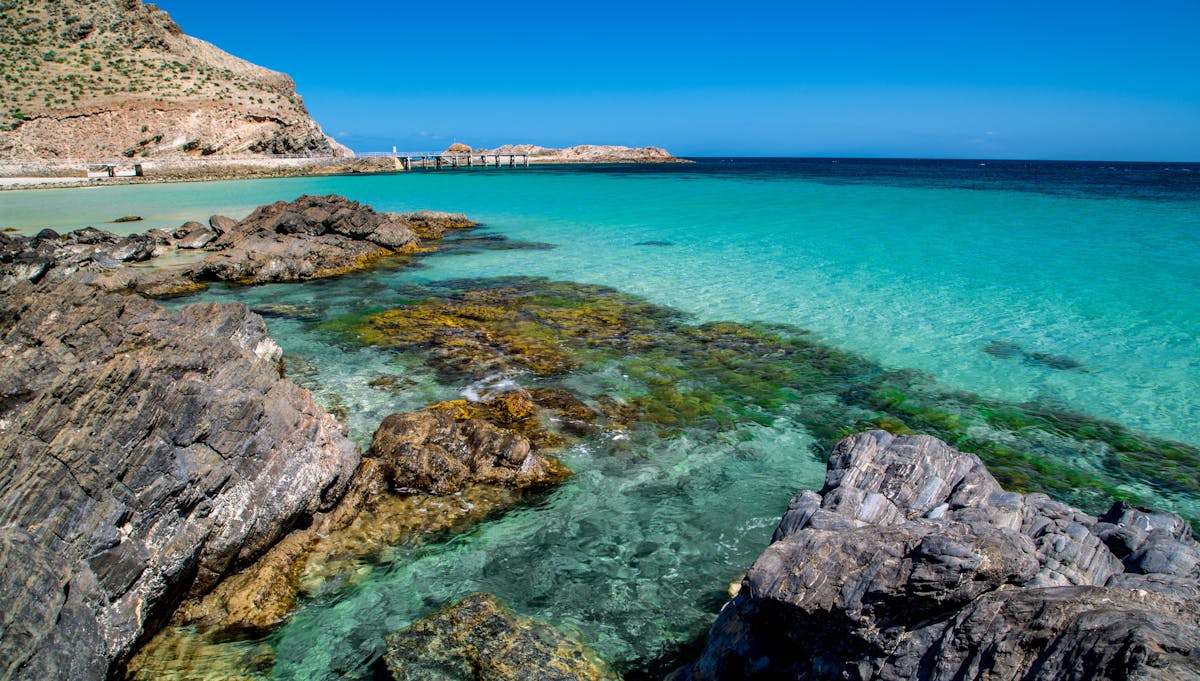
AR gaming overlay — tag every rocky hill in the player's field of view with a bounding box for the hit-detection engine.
[0,0,348,159]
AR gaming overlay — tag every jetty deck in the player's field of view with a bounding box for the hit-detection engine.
[358,150,530,170]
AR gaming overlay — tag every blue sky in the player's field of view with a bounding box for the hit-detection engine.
[158,0,1200,160]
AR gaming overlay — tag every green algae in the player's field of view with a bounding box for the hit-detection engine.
[327,276,1200,522]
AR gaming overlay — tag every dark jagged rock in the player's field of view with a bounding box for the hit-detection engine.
[671,431,1200,681]
[0,276,359,681]
[208,214,237,233]
[2,196,480,296]
[0,225,201,296]
[194,195,475,284]
[173,221,219,249]
[383,593,615,681]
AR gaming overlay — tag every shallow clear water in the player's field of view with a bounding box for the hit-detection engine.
[5,160,1198,444]
[6,159,1200,678]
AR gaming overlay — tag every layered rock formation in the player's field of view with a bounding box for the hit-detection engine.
[458,143,683,164]
[384,593,615,681]
[0,275,359,680]
[194,195,475,284]
[672,431,1200,680]
[0,0,348,158]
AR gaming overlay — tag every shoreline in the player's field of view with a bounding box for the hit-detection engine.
[0,153,690,192]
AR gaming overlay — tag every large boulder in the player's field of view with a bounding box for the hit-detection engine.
[0,276,360,680]
[383,593,615,681]
[672,431,1200,681]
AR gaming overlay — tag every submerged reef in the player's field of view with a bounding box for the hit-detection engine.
[671,431,1200,680]
[384,593,616,681]
[331,276,1200,523]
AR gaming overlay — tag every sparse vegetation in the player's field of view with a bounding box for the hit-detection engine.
[0,0,314,138]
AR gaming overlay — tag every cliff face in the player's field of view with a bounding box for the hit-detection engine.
[0,0,349,159]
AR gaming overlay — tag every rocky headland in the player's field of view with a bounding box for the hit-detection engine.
[453,143,685,164]
[671,430,1200,680]
[0,0,347,159]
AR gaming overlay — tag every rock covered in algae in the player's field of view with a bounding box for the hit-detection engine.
[0,275,359,681]
[195,195,476,284]
[384,593,616,681]
[146,390,586,645]
[671,430,1200,681]
[369,395,572,494]
[345,276,1200,521]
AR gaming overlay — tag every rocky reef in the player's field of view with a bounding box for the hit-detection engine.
[384,593,615,681]
[334,276,1200,523]
[0,0,347,158]
[0,195,479,295]
[671,430,1200,680]
[194,195,474,284]
[0,275,359,680]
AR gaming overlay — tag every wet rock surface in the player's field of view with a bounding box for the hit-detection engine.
[131,390,582,668]
[671,430,1200,681]
[369,398,572,494]
[0,221,216,296]
[0,276,359,681]
[195,195,474,284]
[383,593,616,681]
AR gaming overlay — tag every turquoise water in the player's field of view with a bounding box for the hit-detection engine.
[5,160,1200,678]
[5,162,1198,444]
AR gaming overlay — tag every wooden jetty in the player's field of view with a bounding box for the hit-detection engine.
[358,150,530,170]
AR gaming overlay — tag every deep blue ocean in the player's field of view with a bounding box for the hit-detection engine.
[3,158,1199,679]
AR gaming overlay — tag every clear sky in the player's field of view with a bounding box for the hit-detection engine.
[156,0,1200,160]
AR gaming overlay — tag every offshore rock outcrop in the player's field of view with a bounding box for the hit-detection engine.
[672,431,1200,681]
[384,593,615,681]
[460,143,684,164]
[0,276,359,680]
[194,195,475,284]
